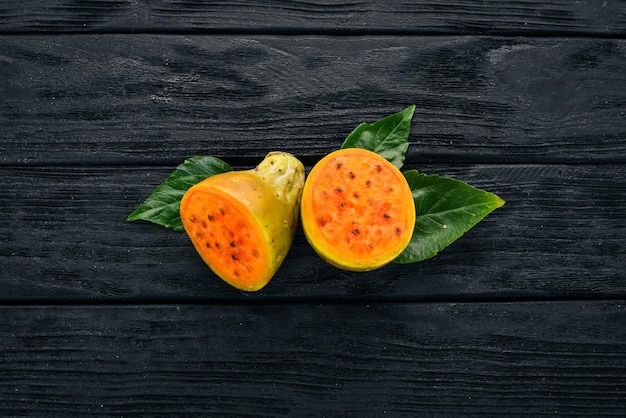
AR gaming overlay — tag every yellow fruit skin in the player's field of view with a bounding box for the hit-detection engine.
[301,148,415,272]
[181,152,304,291]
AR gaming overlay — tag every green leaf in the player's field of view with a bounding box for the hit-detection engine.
[341,105,415,169]
[395,170,505,264]
[127,156,232,231]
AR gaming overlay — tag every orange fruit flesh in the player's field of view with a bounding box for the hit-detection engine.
[303,149,415,270]
[181,188,268,290]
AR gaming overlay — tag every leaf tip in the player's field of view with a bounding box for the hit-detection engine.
[126,210,140,223]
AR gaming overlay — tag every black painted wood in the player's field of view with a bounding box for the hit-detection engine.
[2,164,624,301]
[1,302,625,416]
[2,0,625,416]
[2,36,625,166]
[2,0,625,36]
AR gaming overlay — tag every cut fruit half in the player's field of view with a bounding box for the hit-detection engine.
[301,148,416,271]
[182,186,269,291]
[181,152,304,291]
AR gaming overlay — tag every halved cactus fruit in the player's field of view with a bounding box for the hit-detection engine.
[301,148,415,271]
[180,152,305,291]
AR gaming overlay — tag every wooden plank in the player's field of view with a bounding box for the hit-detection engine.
[1,164,624,301]
[1,1,625,36]
[2,35,625,166]
[1,301,625,415]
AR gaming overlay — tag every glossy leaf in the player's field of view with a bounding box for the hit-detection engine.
[341,105,415,169]
[127,156,232,231]
[395,170,505,264]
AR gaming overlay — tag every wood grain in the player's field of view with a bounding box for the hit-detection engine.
[1,302,625,416]
[1,0,624,415]
[2,35,625,166]
[2,164,623,302]
[1,1,625,36]
[0,1,624,416]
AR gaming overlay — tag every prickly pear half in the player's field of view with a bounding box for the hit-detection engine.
[301,148,416,271]
[180,152,305,291]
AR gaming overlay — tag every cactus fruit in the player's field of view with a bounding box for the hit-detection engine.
[301,148,415,271]
[180,152,305,291]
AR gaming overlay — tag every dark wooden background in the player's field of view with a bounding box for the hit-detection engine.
[1,1,625,416]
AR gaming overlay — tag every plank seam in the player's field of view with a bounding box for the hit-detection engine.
[2,161,625,169]
[0,29,625,40]
[1,295,625,307]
